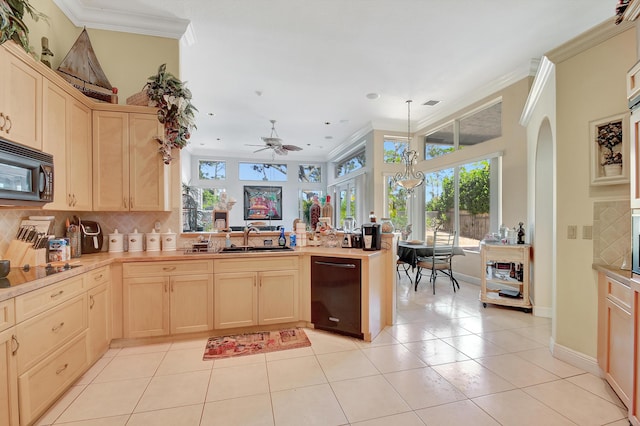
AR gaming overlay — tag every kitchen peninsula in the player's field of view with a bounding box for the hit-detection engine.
[0,235,397,424]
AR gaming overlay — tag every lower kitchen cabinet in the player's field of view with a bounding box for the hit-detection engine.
[123,261,214,338]
[631,278,640,425]
[213,257,300,329]
[0,327,19,426]
[87,281,111,362]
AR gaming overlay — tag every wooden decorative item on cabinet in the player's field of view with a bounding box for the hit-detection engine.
[480,244,532,312]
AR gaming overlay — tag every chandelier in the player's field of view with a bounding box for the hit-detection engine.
[394,100,425,193]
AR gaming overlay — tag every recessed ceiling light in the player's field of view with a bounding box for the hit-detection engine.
[208,112,215,116]
[324,121,331,125]
[366,93,380,100]
[423,100,440,106]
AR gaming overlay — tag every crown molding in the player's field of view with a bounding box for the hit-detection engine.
[520,56,555,126]
[546,17,635,63]
[624,0,640,21]
[327,122,373,161]
[52,0,190,40]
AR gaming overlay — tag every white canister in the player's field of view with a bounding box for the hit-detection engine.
[145,230,161,252]
[108,229,124,253]
[161,228,177,251]
[127,228,143,252]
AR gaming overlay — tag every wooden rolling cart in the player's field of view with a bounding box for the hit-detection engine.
[480,243,532,313]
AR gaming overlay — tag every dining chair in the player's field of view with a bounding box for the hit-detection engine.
[396,258,413,284]
[415,230,460,294]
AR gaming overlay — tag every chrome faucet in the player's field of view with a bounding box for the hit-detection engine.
[243,226,260,246]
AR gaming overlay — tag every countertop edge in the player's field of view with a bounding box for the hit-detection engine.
[593,263,632,285]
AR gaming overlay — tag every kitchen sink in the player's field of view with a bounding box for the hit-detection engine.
[220,246,294,253]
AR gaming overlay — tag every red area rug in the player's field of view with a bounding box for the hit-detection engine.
[203,328,311,360]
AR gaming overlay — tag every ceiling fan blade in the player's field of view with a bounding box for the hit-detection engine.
[274,146,288,155]
[245,144,265,147]
[282,144,302,151]
[253,147,270,153]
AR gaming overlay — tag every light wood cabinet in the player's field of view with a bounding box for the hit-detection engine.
[630,278,640,425]
[631,108,640,208]
[93,110,169,211]
[214,257,300,329]
[87,266,111,362]
[480,244,532,312]
[0,43,42,150]
[123,261,214,338]
[0,327,18,426]
[42,80,92,211]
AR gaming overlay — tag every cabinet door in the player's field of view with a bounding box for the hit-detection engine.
[632,284,640,426]
[605,298,632,407]
[0,46,42,150]
[632,109,640,208]
[0,327,18,426]
[93,111,129,211]
[214,272,257,329]
[88,282,111,362]
[259,270,299,325]
[123,276,169,338]
[170,274,213,334]
[67,99,92,210]
[129,113,169,211]
[42,80,68,210]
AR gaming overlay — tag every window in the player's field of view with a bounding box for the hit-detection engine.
[239,162,287,181]
[298,165,322,183]
[299,189,323,225]
[198,160,226,180]
[384,176,408,230]
[335,149,365,178]
[424,101,502,158]
[424,158,493,249]
[183,187,226,232]
[336,181,357,227]
[383,139,409,163]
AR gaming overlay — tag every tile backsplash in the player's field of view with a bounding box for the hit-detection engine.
[593,200,631,268]
[0,209,180,258]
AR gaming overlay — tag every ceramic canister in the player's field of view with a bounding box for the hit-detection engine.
[108,229,124,253]
[127,228,143,252]
[145,230,161,252]
[161,228,177,251]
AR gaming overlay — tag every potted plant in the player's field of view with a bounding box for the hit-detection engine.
[0,0,47,53]
[597,120,623,176]
[144,64,197,164]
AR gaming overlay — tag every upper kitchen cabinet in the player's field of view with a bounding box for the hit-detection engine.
[0,43,42,150]
[42,80,93,211]
[93,109,170,211]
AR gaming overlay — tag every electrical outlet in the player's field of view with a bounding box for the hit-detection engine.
[567,225,577,239]
[582,225,593,240]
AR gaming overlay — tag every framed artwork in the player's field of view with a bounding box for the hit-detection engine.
[244,186,282,220]
[590,113,629,186]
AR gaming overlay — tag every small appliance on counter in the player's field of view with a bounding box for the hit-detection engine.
[80,220,103,254]
[361,223,381,251]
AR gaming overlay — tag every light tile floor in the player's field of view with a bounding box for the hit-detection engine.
[36,276,629,425]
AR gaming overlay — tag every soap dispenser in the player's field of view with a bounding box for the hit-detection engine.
[225,233,232,248]
[278,228,286,247]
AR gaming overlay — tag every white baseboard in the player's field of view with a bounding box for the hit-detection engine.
[550,338,601,377]
[533,305,553,318]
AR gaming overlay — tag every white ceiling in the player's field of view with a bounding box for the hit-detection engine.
[55,0,616,161]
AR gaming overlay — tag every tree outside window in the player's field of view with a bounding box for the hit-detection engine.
[199,160,226,180]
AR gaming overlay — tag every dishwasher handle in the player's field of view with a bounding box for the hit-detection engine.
[313,261,356,269]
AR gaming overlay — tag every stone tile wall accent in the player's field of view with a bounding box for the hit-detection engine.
[593,200,631,268]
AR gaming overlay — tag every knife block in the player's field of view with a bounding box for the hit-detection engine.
[22,248,47,267]
[4,239,31,267]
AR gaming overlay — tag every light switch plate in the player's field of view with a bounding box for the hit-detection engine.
[582,225,593,240]
[567,225,577,239]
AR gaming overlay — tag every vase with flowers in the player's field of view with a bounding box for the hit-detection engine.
[597,120,623,176]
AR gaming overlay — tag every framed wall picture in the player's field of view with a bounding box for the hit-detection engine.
[243,186,282,221]
[590,112,629,186]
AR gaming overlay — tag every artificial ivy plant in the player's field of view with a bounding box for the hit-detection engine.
[0,0,47,53]
[144,63,197,164]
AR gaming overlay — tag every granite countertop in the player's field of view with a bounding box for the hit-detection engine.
[0,246,385,301]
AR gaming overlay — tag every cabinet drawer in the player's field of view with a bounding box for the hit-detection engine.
[214,256,299,273]
[482,245,528,262]
[123,260,213,277]
[15,274,85,322]
[17,294,87,374]
[606,277,631,312]
[86,266,111,290]
[0,298,15,332]
[18,331,88,426]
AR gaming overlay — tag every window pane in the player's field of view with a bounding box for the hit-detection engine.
[458,160,491,247]
[383,140,408,163]
[459,102,502,147]
[424,123,454,159]
[424,168,454,233]
[335,149,365,178]
[182,187,226,232]
[337,185,356,225]
[298,165,322,183]
[300,189,323,225]
[239,163,287,181]
[385,176,408,230]
[199,160,226,180]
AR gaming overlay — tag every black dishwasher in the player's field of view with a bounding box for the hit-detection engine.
[311,256,362,339]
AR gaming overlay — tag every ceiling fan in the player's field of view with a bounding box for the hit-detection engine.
[246,120,303,155]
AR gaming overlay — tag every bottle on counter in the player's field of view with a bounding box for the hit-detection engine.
[369,211,377,223]
[309,196,321,231]
[278,228,286,247]
[321,195,333,224]
[225,233,232,248]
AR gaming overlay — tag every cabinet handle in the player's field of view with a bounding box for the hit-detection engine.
[94,274,103,281]
[4,115,11,133]
[72,194,77,206]
[68,193,73,206]
[123,197,128,208]
[162,266,176,272]
[11,335,19,355]
[50,290,64,299]
[0,112,5,130]
[51,322,65,332]
[89,295,95,309]
[56,363,69,375]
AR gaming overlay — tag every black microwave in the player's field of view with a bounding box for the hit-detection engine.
[0,138,54,206]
